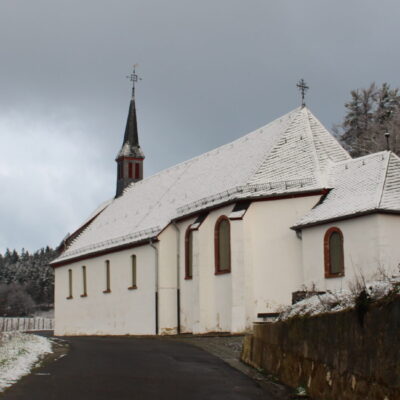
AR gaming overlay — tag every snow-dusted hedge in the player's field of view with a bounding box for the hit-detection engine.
[278,276,400,321]
[0,332,52,391]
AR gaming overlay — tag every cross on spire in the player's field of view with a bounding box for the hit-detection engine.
[297,79,309,108]
[127,64,141,98]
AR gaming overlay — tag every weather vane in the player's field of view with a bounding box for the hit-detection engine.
[297,79,309,108]
[127,64,142,98]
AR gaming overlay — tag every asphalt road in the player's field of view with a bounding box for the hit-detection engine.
[2,336,274,400]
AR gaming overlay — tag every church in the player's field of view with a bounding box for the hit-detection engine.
[51,75,400,336]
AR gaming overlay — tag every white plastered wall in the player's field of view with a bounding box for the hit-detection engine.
[244,195,322,317]
[194,205,234,333]
[376,214,400,273]
[54,245,156,335]
[176,217,197,334]
[175,196,323,333]
[301,214,400,292]
[157,225,179,335]
[156,206,238,335]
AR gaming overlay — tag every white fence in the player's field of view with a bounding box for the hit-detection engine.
[0,317,54,332]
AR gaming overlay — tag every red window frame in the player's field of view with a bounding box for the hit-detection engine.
[135,163,140,179]
[185,227,193,279]
[324,227,345,278]
[128,163,133,179]
[214,216,231,275]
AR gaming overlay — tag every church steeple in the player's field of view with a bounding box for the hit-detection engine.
[115,66,145,197]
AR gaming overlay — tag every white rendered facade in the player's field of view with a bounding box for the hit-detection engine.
[54,246,156,335]
[53,106,400,336]
[301,214,400,293]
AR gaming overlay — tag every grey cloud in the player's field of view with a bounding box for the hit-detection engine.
[1,0,399,250]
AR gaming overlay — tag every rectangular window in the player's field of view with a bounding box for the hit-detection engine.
[215,217,231,274]
[324,228,345,278]
[128,163,133,178]
[81,266,87,297]
[218,220,230,271]
[129,255,137,289]
[329,232,344,274]
[135,163,140,179]
[67,269,73,299]
[185,229,193,279]
[103,260,111,293]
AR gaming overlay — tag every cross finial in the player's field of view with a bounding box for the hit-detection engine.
[297,79,309,108]
[127,64,142,98]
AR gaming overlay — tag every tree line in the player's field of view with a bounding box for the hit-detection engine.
[335,82,400,157]
[0,247,57,316]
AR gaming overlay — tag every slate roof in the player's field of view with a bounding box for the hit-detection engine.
[54,107,350,264]
[116,96,144,159]
[293,151,400,229]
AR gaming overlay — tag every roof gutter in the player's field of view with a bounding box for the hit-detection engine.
[52,189,327,268]
[291,209,400,231]
[172,189,328,224]
[51,237,158,268]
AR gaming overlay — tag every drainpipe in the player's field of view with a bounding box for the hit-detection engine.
[149,239,159,335]
[172,221,181,335]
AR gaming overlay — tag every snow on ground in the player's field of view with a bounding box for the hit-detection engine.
[278,276,400,321]
[0,332,52,391]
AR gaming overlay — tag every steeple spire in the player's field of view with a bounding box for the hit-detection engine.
[122,91,140,148]
[115,65,145,197]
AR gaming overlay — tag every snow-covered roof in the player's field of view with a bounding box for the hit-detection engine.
[53,107,350,264]
[293,151,400,229]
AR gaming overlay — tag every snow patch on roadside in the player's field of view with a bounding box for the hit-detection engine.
[278,277,400,321]
[0,332,52,391]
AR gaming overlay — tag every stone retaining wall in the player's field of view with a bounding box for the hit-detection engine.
[241,296,400,400]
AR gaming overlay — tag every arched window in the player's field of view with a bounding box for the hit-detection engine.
[214,216,231,274]
[324,227,344,278]
[185,227,193,279]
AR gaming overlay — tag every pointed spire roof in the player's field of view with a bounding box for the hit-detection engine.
[116,96,144,159]
[117,66,145,160]
[123,96,140,147]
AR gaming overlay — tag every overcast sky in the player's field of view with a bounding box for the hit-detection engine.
[1,0,400,252]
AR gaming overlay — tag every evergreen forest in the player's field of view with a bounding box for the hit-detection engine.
[0,247,57,316]
[335,82,400,157]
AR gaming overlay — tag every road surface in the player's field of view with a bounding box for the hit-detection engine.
[2,336,276,400]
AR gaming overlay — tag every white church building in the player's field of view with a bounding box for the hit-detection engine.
[51,78,400,336]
